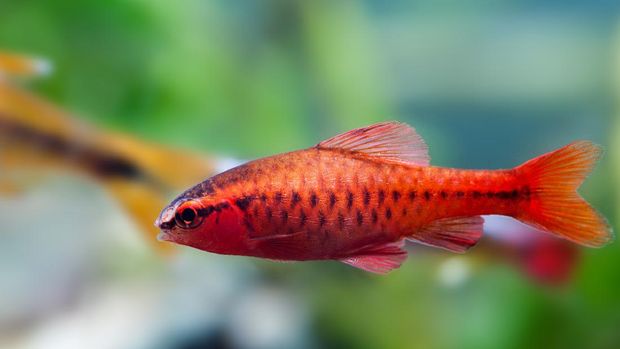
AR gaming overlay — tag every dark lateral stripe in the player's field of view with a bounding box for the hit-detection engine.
[424,191,431,200]
[495,190,519,199]
[0,117,146,181]
[440,191,448,199]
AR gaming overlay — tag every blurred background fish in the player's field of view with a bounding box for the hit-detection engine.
[0,1,618,348]
[0,51,52,78]
[0,53,226,253]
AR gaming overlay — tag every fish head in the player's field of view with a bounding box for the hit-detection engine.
[155,191,248,254]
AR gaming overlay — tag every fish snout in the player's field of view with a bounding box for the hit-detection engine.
[155,206,176,231]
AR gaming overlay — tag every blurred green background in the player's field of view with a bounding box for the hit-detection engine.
[1,1,619,349]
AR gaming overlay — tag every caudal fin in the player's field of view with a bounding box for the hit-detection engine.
[516,141,612,247]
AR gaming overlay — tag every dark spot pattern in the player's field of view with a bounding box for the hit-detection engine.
[275,192,283,204]
[347,191,354,209]
[319,211,326,227]
[408,191,417,201]
[280,210,288,224]
[392,190,401,202]
[424,191,431,200]
[371,209,378,224]
[356,210,363,226]
[291,191,301,207]
[440,191,448,199]
[299,209,307,227]
[329,192,337,208]
[378,190,385,205]
[213,202,231,212]
[235,196,254,211]
[385,208,392,220]
[363,188,371,206]
[310,193,318,207]
[338,212,345,230]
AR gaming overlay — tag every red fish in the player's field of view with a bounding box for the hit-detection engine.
[156,122,612,274]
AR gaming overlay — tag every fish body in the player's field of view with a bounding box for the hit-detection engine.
[156,122,612,273]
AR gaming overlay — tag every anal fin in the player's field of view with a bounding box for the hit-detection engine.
[341,240,408,274]
[411,216,484,253]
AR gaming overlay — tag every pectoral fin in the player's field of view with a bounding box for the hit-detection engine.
[340,240,408,274]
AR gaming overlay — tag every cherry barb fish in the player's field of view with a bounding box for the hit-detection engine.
[156,122,612,274]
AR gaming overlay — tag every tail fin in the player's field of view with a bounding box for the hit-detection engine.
[515,141,613,247]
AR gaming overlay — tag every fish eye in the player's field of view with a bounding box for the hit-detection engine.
[174,201,204,229]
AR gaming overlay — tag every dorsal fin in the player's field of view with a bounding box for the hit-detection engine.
[316,121,430,166]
